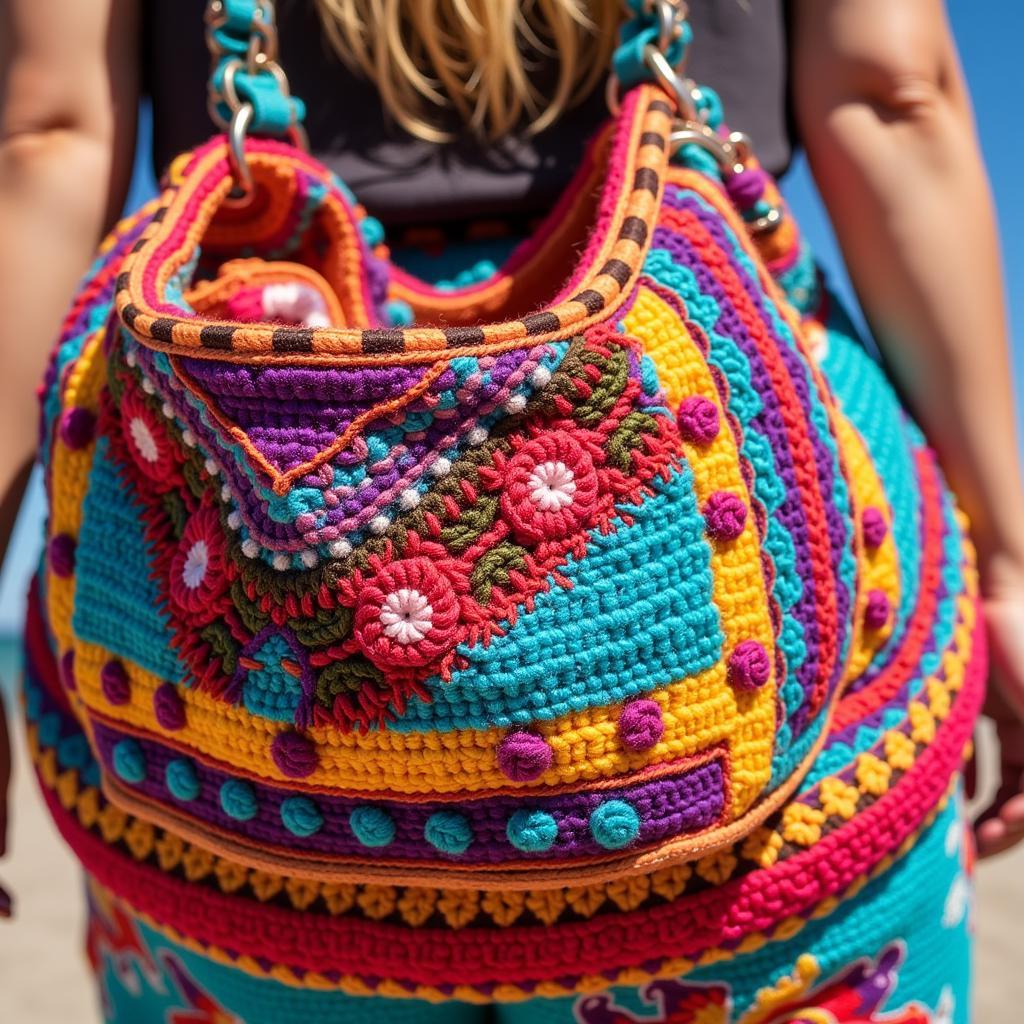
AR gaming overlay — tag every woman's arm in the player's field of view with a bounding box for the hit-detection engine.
[0,0,138,503]
[791,0,1024,855]
[0,0,139,905]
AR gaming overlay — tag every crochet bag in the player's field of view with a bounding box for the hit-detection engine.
[26,0,985,1003]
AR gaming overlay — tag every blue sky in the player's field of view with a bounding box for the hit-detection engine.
[1,7,1020,631]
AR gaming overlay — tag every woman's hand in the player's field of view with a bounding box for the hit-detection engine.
[975,564,1024,857]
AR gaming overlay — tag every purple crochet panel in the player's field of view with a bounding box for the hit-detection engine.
[93,720,726,865]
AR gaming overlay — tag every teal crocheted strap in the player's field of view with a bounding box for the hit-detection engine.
[210,61,305,136]
[208,0,266,55]
[693,84,723,129]
[208,0,306,136]
[613,5,692,88]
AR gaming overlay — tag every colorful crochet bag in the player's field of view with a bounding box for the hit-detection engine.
[25,0,985,1004]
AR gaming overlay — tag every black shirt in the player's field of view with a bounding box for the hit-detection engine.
[144,0,794,226]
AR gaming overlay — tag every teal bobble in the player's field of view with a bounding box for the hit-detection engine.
[590,799,641,850]
[166,759,201,802]
[745,199,774,222]
[219,778,258,822]
[424,811,474,855]
[56,733,90,770]
[349,805,396,848]
[506,810,558,853]
[469,259,497,284]
[112,739,146,784]
[280,796,324,838]
[360,216,385,248]
[385,299,415,327]
[678,145,722,179]
[38,712,62,748]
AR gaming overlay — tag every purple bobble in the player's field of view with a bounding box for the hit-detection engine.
[59,407,96,450]
[726,167,768,211]
[101,660,131,705]
[728,641,772,691]
[703,491,748,541]
[271,730,318,779]
[677,396,720,445]
[497,731,552,782]
[864,589,891,630]
[60,649,76,691]
[618,699,665,752]
[154,682,186,731]
[48,534,76,578]
[862,507,888,549]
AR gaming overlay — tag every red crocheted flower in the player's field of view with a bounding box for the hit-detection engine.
[353,556,462,670]
[500,431,599,544]
[120,390,176,483]
[169,503,228,621]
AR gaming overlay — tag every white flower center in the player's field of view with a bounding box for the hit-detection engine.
[129,416,159,464]
[527,460,576,512]
[379,588,434,644]
[182,540,210,590]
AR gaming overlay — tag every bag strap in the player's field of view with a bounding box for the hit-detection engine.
[204,0,307,193]
[201,0,781,232]
[610,0,784,233]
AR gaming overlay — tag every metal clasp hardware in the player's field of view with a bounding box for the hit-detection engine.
[610,0,784,234]
[204,0,308,195]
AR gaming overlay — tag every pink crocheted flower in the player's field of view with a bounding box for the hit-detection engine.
[500,432,599,544]
[121,391,176,483]
[354,556,462,670]
[169,503,227,620]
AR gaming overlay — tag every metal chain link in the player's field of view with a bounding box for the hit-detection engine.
[204,0,307,194]
[610,0,783,233]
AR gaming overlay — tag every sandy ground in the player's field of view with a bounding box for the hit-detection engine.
[0,675,1021,1022]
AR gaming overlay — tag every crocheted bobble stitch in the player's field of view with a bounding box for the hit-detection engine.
[349,806,396,848]
[93,715,727,869]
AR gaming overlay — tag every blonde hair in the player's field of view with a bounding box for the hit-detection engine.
[314,0,622,142]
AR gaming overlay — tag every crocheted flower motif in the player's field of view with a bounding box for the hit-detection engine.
[353,556,461,670]
[120,391,176,483]
[500,432,599,544]
[169,504,227,620]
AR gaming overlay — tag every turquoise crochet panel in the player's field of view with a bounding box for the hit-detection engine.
[397,462,723,733]
[72,437,184,684]
[818,310,925,676]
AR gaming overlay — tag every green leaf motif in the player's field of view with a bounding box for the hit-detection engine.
[440,495,498,554]
[314,655,383,707]
[606,410,659,472]
[231,578,270,635]
[160,490,189,540]
[471,541,528,604]
[200,620,239,675]
[289,604,353,648]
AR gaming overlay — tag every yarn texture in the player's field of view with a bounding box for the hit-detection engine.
[26,81,984,1003]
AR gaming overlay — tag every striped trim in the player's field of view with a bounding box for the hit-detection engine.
[113,87,672,365]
